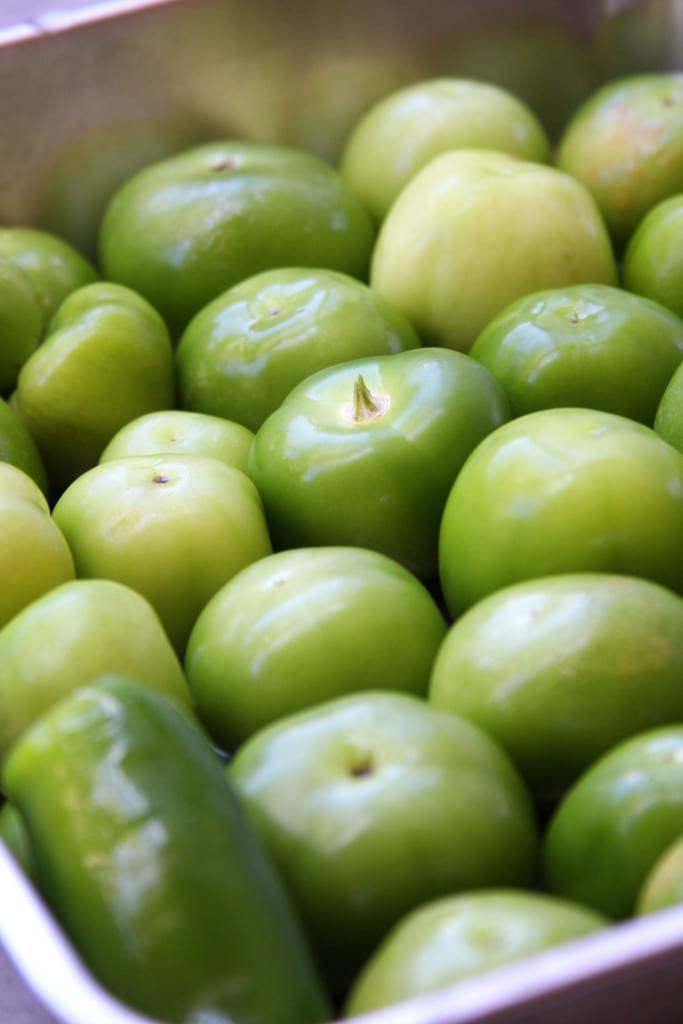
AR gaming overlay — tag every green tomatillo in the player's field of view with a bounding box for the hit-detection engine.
[370,148,617,353]
[247,347,510,581]
[340,76,551,222]
[469,282,683,424]
[229,691,539,996]
[0,257,43,395]
[622,194,683,320]
[0,463,75,632]
[543,726,683,919]
[439,407,683,616]
[99,409,254,475]
[429,573,683,802]
[0,226,98,327]
[0,577,192,760]
[98,141,377,337]
[654,360,683,453]
[176,266,421,432]
[0,395,48,495]
[344,889,608,1015]
[52,454,273,656]
[556,73,683,249]
[636,835,683,916]
[12,282,176,492]
[184,546,448,751]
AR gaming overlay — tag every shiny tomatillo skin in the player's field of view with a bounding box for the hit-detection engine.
[248,347,510,581]
[556,73,683,249]
[12,282,175,492]
[99,141,377,337]
[0,258,43,395]
[2,675,331,1024]
[543,726,683,920]
[0,226,98,326]
[175,266,421,433]
[229,691,538,996]
[345,889,608,1015]
[429,573,683,802]
[469,282,683,424]
[0,396,48,495]
[439,407,683,617]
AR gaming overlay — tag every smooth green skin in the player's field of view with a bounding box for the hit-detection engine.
[0,460,51,506]
[2,676,330,1024]
[654,360,683,453]
[0,577,191,759]
[439,408,683,618]
[99,141,377,337]
[99,409,254,475]
[229,691,538,995]
[556,74,683,249]
[0,227,98,326]
[0,802,34,878]
[184,546,448,751]
[0,464,75,631]
[176,266,421,433]
[0,258,43,394]
[345,889,608,1015]
[0,395,48,495]
[248,347,510,581]
[12,282,176,493]
[469,283,683,424]
[340,77,551,222]
[370,149,617,354]
[636,834,683,916]
[52,455,273,656]
[543,726,683,919]
[623,195,683,320]
[429,573,683,802]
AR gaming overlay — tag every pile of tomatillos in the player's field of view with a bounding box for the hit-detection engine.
[3,70,683,1024]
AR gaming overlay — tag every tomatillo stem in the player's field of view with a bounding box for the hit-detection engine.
[352,375,388,423]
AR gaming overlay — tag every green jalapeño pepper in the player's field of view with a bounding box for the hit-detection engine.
[2,674,331,1024]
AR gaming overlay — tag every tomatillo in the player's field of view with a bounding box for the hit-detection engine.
[370,149,617,353]
[99,409,254,475]
[0,577,192,759]
[248,347,510,580]
[176,266,421,432]
[469,283,683,424]
[429,573,683,801]
[229,691,538,995]
[636,835,683,916]
[0,463,75,631]
[12,282,176,491]
[0,395,48,495]
[0,226,98,326]
[0,257,43,395]
[439,407,683,616]
[345,890,608,1015]
[556,73,683,249]
[543,726,683,919]
[99,141,377,337]
[184,546,448,751]
[655,360,683,453]
[340,76,551,222]
[623,194,683,320]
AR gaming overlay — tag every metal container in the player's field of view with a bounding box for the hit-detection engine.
[1,1,683,1022]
